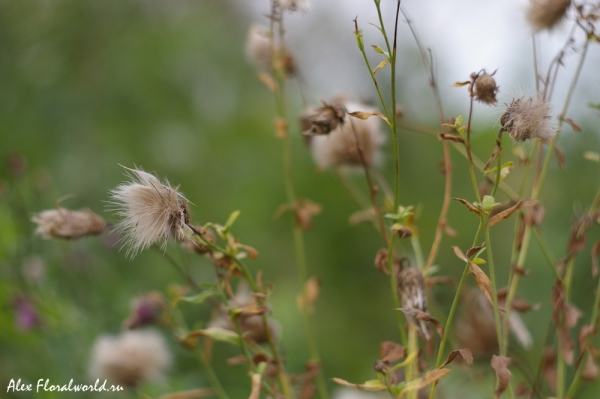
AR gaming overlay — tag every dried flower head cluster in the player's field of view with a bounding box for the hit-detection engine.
[501,95,554,142]
[473,72,499,105]
[88,329,171,387]
[245,25,296,76]
[109,167,190,258]
[527,0,572,32]
[301,101,346,136]
[276,0,311,13]
[32,208,106,239]
[209,285,280,344]
[397,266,430,340]
[305,100,385,170]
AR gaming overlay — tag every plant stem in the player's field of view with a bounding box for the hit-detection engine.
[197,345,231,399]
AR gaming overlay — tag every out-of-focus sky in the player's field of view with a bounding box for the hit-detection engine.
[239,0,599,137]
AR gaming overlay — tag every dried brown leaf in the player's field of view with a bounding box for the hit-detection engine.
[483,142,502,171]
[554,145,566,169]
[581,349,599,381]
[491,355,512,399]
[399,369,451,398]
[226,355,247,366]
[380,341,406,363]
[579,324,595,352]
[438,133,465,144]
[373,60,388,74]
[510,264,531,276]
[466,244,485,259]
[425,276,456,287]
[592,240,600,277]
[563,116,581,132]
[440,348,474,368]
[398,307,444,338]
[541,348,557,392]
[348,110,389,126]
[452,198,480,214]
[488,199,539,227]
[454,247,494,307]
[452,81,470,88]
[249,372,261,399]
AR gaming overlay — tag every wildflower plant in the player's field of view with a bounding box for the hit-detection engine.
[9,0,600,399]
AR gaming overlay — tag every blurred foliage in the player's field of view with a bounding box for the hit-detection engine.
[0,0,599,398]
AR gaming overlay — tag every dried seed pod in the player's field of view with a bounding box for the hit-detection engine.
[397,265,430,340]
[32,208,106,240]
[473,72,499,105]
[527,0,571,32]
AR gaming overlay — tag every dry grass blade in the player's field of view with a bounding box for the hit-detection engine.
[487,199,538,227]
[491,355,511,399]
[440,348,474,368]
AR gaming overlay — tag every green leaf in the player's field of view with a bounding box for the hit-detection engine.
[584,151,600,163]
[472,258,486,265]
[481,195,496,212]
[188,327,241,347]
[384,213,400,220]
[223,210,241,234]
[455,115,463,126]
[177,289,218,306]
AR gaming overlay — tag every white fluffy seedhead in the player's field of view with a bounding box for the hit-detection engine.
[109,166,189,258]
[501,95,554,142]
[88,329,171,387]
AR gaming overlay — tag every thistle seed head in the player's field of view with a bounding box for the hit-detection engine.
[501,95,554,142]
[301,101,346,136]
[527,0,572,32]
[109,166,190,258]
[245,25,296,76]
[88,329,171,387]
[308,100,385,170]
[474,72,499,105]
[397,266,430,340]
[32,208,106,240]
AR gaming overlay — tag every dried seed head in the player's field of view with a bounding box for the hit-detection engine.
[109,166,190,258]
[301,101,346,136]
[209,284,280,344]
[474,72,499,105]
[277,0,311,12]
[527,0,571,32]
[32,208,106,240]
[501,96,554,142]
[88,329,171,387]
[245,25,296,76]
[308,100,385,170]
[397,266,430,340]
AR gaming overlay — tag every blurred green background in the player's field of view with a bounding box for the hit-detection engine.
[1,0,599,398]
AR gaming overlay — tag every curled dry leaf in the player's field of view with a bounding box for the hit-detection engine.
[551,279,582,365]
[348,110,390,126]
[491,355,512,399]
[398,307,444,338]
[554,145,566,169]
[331,378,386,392]
[399,369,451,398]
[562,116,581,132]
[483,141,502,171]
[542,348,557,392]
[487,199,539,227]
[248,372,262,399]
[497,288,540,313]
[440,348,474,368]
[453,246,494,306]
[581,349,599,381]
[258,72,278,93]
[438,133,465,144]
[425,276,456,288]
[524,204,545,226]
[380,341,406,363]
[578,324,595,353]
[510,264,531,276]
[453,198,480,214]
[466,244,485,259]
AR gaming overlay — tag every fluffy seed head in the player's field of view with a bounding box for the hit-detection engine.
[527,0,571,32]
[308,100,385,170]
[245,25,296,75]
[473,72,499,105]
[276,0,311,12]
[89,329,171,387]
[109,167,189,258]
[501,95,554,142]
[397,266,430,340]
[301,101,346,136]
[32,208,106,239]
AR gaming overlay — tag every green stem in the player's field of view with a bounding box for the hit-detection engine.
[197,346,231,399]
[429,222,484,399]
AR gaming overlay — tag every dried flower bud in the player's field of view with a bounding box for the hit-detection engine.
[277,0,311,12]
[89,330,171,387]
[397,266,430,340]
[301,101,346,136]
[124,292,165,329]
[109,166,190,258]
[501,96,554,142]
[245,25,296,76]
[474,72,499,105]
[527,0,571,32]
[32,208,106,240]
[373,360,387,373]
[308,100,385,170]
